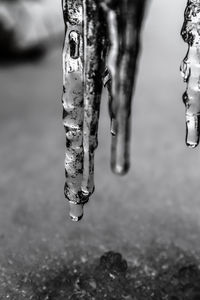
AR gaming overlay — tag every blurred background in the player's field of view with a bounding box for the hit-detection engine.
[1,0,200,299]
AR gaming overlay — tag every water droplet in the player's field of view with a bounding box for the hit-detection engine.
[111,118,117,136]
[69,202,84,222]
[185,114,200,148]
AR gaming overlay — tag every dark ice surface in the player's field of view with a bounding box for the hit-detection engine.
[1,0,200,299]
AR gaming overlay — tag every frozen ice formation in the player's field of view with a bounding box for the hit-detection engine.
[181,0,200,147]
[62,0,146,220]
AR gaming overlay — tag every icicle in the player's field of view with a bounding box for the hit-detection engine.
[181,0,200,147]
[103,0,146,175]
[62,0,106,221]
[62,0,146,221]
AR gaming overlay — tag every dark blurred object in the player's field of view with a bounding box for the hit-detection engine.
[0,0,63,60]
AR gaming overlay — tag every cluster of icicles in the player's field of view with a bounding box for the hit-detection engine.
[61,0,200,221]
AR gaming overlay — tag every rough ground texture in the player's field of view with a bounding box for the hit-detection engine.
[2,248,200,300]
[1,0,200,299]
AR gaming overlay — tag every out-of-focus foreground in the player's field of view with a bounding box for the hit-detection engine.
[1,0,200,299]
[0,0,63,55]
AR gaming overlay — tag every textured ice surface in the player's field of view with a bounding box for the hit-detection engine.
[62,0,146,220]
[181,0,200,147]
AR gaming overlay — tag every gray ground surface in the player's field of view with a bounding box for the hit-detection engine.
[1,0,200,299]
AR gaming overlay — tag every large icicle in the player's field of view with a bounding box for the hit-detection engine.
[181,0,200,147]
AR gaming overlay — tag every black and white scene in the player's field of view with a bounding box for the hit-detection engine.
[0,0,200,299]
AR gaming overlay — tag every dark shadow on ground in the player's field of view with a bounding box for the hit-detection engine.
[2,244,200,300]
